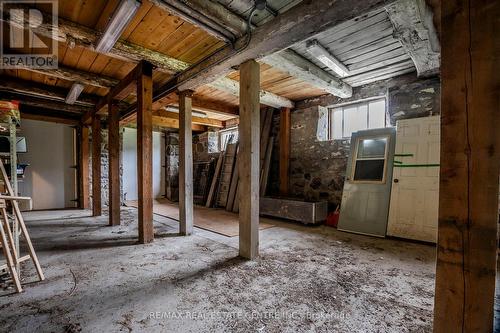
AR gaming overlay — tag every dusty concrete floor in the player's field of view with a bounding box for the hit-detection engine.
[0,207,438,332]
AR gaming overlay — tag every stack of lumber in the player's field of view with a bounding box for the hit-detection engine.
[206,108,275,211]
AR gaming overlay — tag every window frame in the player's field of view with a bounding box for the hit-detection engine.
[328,97,387,140]
[218,127,239,152]
[349,134,391,185]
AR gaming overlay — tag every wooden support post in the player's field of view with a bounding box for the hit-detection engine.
[78,126,90,209]
[179,90,194,235]
[238,59,260,259]
[279,107,291,196]
[91,116,101,216]
[137,61,154,243]
[108,103,120,226]
[434,1,500,332]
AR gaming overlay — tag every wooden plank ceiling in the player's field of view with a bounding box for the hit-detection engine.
[0,0,420,127]
[291,8,416,86]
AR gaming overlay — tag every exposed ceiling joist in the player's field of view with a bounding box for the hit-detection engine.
[153,0,354,98]
[4,5,293,109]
[0,76,97,106]
[20,111,80,126]
[262,50,353,98]
[209,77,294,109]
[385,0,440,77]
[149,0,244,42]
[15,65,117,89]
[153,109,224,128]
[11,62,292,110]
[122,113,208,132]
[0,90,91,115]
[3,5,188,73]
[160,0,396,97]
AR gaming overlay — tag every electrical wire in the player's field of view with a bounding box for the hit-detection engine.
[152,1,262,102]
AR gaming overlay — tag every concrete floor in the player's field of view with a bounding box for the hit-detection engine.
[0,207,438,332]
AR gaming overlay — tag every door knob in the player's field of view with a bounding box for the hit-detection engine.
[394,179,399,183]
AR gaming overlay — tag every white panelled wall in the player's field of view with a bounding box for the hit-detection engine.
[122,127,165,201]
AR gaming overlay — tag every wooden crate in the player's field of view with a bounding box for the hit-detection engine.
[260,197,328,225]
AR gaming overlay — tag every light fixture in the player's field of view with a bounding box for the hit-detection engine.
[65,83,85,104]
[164,106,208,119]
[94,0,141,53]
[306,39,350,78]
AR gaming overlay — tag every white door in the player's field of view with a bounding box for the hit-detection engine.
[387,116,440,242]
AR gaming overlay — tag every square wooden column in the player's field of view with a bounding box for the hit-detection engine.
[238,59,260,259]
[179,90,194,236]
[137,62,154,243]
[279,107,291,196]
[434,1,500,332]
[91,115,102,216]
[78,125,90,209]
[108,103,120,226]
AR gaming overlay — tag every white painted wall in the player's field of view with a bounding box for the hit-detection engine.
[122,128,165,201]
[18,119,76,210]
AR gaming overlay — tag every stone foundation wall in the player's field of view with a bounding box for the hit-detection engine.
[269,72,440,208]
[89,127,125,210]
[165,132,179,202]
[193,131,219,162]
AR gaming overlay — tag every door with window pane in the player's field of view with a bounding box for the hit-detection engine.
[337,127,396,237]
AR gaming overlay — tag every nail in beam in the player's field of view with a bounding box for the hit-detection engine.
[433,0,500,331]
[137,62,154,243]
[238,59,260,259]
[91,115,101,216]
[108,102,120,226]
[179,90,194,235]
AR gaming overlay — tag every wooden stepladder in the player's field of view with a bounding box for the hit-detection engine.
[0,159,44,293]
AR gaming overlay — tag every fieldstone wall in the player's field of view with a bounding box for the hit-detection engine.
[165,132,179,202]
[193,131,219,162]
[269,72,440,207]
[89,127,125,210]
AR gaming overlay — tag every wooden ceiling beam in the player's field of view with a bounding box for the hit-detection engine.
[4,5,292,109]
[385,0,440,77]
[0,75,97,106]
[0,90,91,115]
[3,4,187,73]
[261,50,353,98]
[17,104,81,125]
[167,0,248,37]
[20,112,80,126]
[148,0,239,42]
[153,109,224,128]
[15,64,117,89]
[122,114,207,132]
[156,0,396,96]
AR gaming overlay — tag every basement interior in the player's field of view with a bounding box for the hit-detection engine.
[0,0,498,332]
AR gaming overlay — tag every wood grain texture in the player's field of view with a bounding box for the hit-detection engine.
[91,116,102,216]
[238,60,260,259]
[137,62,154,244]
[108,103,120,226]
[279,107,291,196]
[433,0,500,332]
[179,90,194,236]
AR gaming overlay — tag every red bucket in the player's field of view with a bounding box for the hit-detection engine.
[326,205,340,228]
